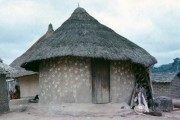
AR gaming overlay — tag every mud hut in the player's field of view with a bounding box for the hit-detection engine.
[0,58,16,113]
[10,24,54,98]
[21,7,157,106]
[151,72,180,98]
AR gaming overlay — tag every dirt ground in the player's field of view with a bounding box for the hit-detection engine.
[1,110,180,120]
[0,104,180,120]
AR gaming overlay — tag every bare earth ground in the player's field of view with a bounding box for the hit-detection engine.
[1,104,180,120]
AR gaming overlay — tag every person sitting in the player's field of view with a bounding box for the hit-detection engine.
[9,85,20,99]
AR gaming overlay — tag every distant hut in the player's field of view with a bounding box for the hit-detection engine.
[0,58,15,113]
[170,72,180,99]
[10,24,54,98]
[151,72,180,98]
[21,8,157,106]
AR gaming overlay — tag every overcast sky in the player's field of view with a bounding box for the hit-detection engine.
[0,0,179,66]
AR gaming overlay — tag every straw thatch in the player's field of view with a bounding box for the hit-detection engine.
[151,72,180,83]
[21,7,157,71]
[0,58,16,75]
[10,24,54,77]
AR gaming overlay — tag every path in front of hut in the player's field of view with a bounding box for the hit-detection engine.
[0,104,180,120]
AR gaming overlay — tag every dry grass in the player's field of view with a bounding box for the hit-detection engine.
[21,7,157,72]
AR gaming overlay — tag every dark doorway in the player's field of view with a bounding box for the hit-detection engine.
[91,59,110,103]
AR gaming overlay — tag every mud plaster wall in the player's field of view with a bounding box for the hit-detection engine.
[152,83,171,98]
[19,74,39,98]
[170,76,180,99]
[0,74,9,113]
[39,57,92,104]
[110,61,135,103]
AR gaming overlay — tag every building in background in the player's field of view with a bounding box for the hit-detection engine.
[10,24,54,98]
[0,58,16,113]
[151,72,180,99]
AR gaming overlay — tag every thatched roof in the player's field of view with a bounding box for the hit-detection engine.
[21,7,157,71]
[0,58,16,75]
[10,24,54,77]
[151,72,180,83]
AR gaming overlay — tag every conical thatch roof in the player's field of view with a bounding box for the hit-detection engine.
[10,24,54,77]
[0,58,16,75]
[22,7,157,71]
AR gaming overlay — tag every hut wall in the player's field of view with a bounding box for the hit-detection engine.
[39,57,92,104]
[110,61,135,103]
[170,75,180,99]
[0,74,9,113]
[152,83,171,98]
[18,74,39,98]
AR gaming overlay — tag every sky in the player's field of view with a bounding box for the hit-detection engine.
[0,0,179,66]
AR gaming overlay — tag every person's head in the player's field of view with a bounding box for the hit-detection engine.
[15,85,19,90]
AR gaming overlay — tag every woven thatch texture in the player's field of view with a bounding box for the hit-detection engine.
[21,7,157,71]
[0,58,16,75]
[151,72,179,83]
[10,24,54,77]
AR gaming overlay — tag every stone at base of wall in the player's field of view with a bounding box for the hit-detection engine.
[154,96,173,112]
[9,98,29,106]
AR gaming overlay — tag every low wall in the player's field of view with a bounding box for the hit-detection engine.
[19,74,39,98]
[152,83,171,98]
[0,74,9,113]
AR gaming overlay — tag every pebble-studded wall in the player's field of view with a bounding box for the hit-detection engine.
[110,61,135,103]
[39,57,136,105]
[0,74,9,113]
[39,57,92,104]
